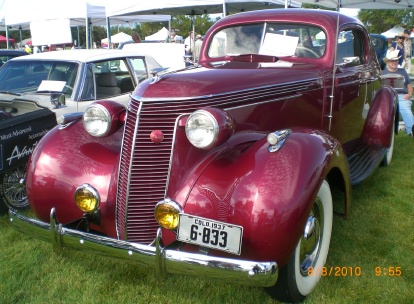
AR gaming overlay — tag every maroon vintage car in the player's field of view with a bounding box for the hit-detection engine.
[10,9,397,302]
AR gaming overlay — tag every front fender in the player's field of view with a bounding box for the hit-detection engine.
[168,129,350,266]
[26,121,123,236]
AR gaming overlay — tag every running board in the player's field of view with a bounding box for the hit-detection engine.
[347,144,386,185]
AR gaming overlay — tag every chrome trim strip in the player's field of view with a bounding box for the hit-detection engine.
[165,117,179,197]
[114,109,127,240]
[115,101,143,240]
[224,94,303,112]
[124,101,144,239]
[9,209,278,287]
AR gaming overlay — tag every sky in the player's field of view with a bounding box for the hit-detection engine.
[340,8,359,18]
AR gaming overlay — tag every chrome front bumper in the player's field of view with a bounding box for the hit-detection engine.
[9,208,278,287]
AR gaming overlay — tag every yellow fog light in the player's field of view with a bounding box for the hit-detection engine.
[154,198,182,229]
[74,184,100,213]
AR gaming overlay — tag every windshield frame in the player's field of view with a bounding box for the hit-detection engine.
[206,22,326,61]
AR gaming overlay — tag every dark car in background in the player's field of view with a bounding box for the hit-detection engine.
[0,94,56,213]
[370,33,388,69]
[0,49,28,68]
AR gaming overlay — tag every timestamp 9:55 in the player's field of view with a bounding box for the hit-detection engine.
[375,266,402,277]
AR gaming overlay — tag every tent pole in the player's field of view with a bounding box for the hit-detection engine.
[19,26,22,46]
[106,17,112,49]
[6,26,10,49]
[77,26,80,49]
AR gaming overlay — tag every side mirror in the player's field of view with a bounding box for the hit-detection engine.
[50,93,66,109]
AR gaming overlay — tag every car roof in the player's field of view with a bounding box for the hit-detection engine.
[9,49,149,63]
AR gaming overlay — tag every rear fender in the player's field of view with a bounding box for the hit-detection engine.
[168,129,350,266]
[362,86,398,147]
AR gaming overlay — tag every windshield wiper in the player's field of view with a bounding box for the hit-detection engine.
[228,54,280,63]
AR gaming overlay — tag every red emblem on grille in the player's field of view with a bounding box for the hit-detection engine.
[150,130,164,143]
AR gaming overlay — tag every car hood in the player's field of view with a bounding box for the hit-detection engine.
[137,61,322,99]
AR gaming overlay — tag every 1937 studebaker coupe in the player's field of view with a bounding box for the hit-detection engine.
[9,9,397,302]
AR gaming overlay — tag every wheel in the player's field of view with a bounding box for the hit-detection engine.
[0,165,29,213]
[381,115,395,166]
[267,180,333,302]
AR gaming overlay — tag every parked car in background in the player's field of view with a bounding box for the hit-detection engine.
[0,49,28,67]
[370,33,388,70]
[10,9,397,302]
[0,49,164,116]
[0,94,56,213]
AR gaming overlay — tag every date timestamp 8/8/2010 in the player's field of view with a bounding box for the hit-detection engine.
[307,266,403,277]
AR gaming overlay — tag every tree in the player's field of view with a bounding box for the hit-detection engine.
[357,9,414,34]
[171,15,216,37]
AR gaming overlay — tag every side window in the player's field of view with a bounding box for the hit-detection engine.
[336,29,365,65]
[93,60,122,99]
[130,58,147,83]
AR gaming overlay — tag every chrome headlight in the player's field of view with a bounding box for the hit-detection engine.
[83,104,111,137]
[74,184,100,213]
[154,198,182,230]
[185,110,219,149]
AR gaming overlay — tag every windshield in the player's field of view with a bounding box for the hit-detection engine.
[208,23,326,59]
[0,60,79,97]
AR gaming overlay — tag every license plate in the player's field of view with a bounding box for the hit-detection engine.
[177,214,243,255]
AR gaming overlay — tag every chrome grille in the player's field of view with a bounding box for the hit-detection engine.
[116,79,318,243]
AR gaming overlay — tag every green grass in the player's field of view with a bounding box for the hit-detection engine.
[0,135,413,304]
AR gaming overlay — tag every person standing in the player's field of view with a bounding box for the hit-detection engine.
[184,31,194,56]
[403,29,412,74]
[390,33,405,68]
[193,34,203,63]
[382,50,414,136]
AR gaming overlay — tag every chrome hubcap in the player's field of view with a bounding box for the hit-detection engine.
[300,197,324,276]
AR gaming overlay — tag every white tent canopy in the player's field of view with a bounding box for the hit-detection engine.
[101,32,131,44]
[295,0,414,9]
[381,26,405,39]
[2,0,107,48]
[0,0,171,48]
[4,0,106,26]
[106,0,301,17]
[145,27,169,41]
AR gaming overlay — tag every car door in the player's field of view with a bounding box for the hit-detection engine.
[330,27,372,144]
